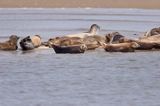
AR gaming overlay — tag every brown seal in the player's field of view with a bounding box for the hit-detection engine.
[105,32,125,44]
[0,35,19,50]
[103,42,140,52]
[48,36,84,47]
[83,35,106,50]
[119,36,160,50]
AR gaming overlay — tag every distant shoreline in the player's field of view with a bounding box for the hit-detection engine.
[0,0,160,9]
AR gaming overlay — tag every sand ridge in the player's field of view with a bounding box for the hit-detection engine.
[0,0,160,8]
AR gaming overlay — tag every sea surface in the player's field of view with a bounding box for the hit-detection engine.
[0,8,160,106]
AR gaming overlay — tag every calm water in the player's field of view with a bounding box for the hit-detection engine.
[0,8,160,106]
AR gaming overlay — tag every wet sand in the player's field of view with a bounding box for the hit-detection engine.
[0,0,160,9]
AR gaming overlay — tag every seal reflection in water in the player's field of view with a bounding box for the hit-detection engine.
[0,35,19,51]
[103,42,140,52]
[52,44,87,54]
[20,35,42,50]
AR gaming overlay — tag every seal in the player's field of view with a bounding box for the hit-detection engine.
[65,24,100,38]
[138,34,160,49]
[19,36,34,50]
[83,35,106,50]
[139,34,160,42]
[20,35,42,50]
[0,35,19,51]
[52,44,87,54]
[103,42,140,52]
[144,27,160,37]
[119,36,160,50]
[105,32,125,44]
[48,36,84,47]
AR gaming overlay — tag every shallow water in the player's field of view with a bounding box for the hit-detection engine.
[0,8,160,106]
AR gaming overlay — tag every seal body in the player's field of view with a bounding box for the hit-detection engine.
[83,35,106,50]
[52,44,87,54]
[20,35,42,50]
[65,24,100,38]
[104,42,140,52]
[119,35,160,50]
[31,35,41,48]
[0,35,19,51]
[144,27,160,37]
[105,32,125,44]
[48,37,84,47]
